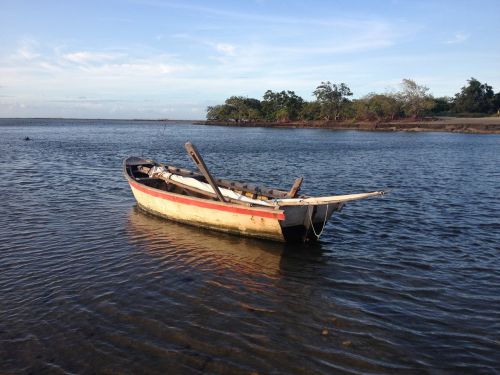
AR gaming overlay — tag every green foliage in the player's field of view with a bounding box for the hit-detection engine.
[206,78,499,123]
[397,79,435,118]
[275,107,290,122]
[262,90,304,121]
[430,96,453,114]
[299,101,321,120]
[206,96,262,122]
[493,93,500,115]
[206,105,233,121]
[453,78,496,114]
[366,93,401,121]
[349,94,401,121]
[349,99,371,121]
[313,81,352,121]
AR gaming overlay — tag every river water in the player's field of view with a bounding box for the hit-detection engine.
[0,119,499,374]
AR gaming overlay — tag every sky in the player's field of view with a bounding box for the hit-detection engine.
[1,0,499,119]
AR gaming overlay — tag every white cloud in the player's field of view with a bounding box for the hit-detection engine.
[38,61,62,71]
[445,32,469,44]
[216,43,236,56]
[62,51,122,64]
[77,61,192,76]
[17,46,39,60]
[13,38,40,60]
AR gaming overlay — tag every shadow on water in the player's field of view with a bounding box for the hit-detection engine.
[127,205,330,279]
[127,205,285,274]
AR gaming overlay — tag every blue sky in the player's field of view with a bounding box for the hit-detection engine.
[1,0,499,119]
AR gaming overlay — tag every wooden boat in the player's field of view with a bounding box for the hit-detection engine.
[124,142,385,242]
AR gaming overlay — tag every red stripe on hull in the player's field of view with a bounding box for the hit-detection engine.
[129,180,285,220]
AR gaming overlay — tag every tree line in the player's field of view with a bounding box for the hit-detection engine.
[206,78,500,123]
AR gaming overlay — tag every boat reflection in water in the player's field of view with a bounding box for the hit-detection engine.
[126,205,292,277]
[127,205,328,278]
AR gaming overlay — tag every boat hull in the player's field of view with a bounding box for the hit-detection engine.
[128,179,287,241]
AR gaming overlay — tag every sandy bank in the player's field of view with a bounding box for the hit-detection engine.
[196,117,500,134]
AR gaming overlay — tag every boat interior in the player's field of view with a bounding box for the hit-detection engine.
[125,158,304,205]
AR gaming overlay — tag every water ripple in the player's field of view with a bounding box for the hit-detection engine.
[1,119,499,374]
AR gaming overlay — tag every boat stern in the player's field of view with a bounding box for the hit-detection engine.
[279,203,343,242]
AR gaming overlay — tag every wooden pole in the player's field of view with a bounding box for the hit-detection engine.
[287,177,303,198]
[184,142,227,203]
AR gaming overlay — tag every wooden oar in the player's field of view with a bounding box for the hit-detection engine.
[184,142,227,203]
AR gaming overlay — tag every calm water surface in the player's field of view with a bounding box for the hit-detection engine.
[0,119,499,374]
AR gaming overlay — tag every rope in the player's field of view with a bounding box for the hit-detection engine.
[307,204,329,240]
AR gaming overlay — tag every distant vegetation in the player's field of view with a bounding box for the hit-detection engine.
[206,78,500,123]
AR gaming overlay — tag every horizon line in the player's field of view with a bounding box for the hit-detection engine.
[0,117,201,122]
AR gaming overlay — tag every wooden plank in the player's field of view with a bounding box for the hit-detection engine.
[287,177,303,198]
[184,142,227,203]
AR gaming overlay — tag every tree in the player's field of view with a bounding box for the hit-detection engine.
[261,90,304,122]
[350,98,371,121]
[493,92,500,115]
[206,104,233,121]
[349,94,401,121]
[453,78,496,114]
[430,96,453,114]
[313,81,353,121]
[299,101,321,120]
[224,96,262,121]
[206,96,262,122]
[397,79,434,118]
[365,93,401,121]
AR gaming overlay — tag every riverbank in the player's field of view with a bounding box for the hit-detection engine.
[197,116,500,134]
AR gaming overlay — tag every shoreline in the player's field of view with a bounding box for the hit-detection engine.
[196,116,500,134]
[2,116,500,134]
